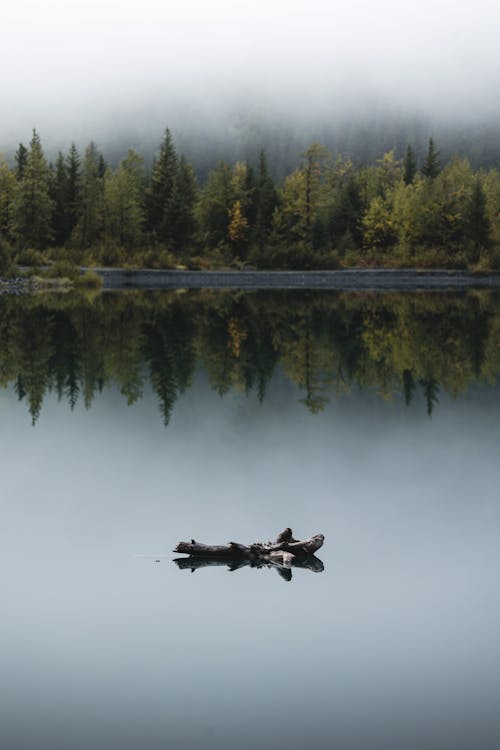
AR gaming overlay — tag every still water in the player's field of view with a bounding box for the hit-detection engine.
[1,289,499,750]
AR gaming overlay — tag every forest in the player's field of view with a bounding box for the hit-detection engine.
[1,289,498,425]
[1,128,500,274]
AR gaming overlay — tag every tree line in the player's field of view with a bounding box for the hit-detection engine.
[1,129,499,273]
[1,289,498,424]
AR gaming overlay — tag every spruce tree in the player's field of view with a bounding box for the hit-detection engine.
[254,150,278,249]
[421,137,440,179]
[15,143,28,180]
[73,142,103,249]
[50,152,69,246]
[13,129,53,249]
[403,145,417,185]
[465,177,491,257]
[147,128,178,244]
[66,143,81,240]
[168,155,197,251]
[0,157,16,243]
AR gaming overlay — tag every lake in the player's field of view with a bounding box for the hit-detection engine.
[1,288,499,750]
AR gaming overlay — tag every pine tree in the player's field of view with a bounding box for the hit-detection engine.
[421,137,440,179]
[13,129,54,249]
[403,145,417,185]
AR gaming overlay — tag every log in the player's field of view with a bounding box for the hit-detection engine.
[173,528,324,564]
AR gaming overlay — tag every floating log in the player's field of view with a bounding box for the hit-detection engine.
[173,528,324,581]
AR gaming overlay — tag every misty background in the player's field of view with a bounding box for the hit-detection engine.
[3,0,500,173]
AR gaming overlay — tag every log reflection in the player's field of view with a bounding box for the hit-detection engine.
[173,554,324,581]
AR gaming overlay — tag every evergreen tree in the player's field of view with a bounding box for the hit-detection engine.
[421,137,440,179]
[13,130,53,249]
[420,377,439,416]
[465,177,491,255]
[15,143,28,180]
[330,174,364,248]
[168,155,197,251]
[50,152,69,246]
[66,143,81,240]
[0,157,15,272]
[97,153,106,179]
[73,142,104,249]
[403,145,417,185]
[254,150,278,249]
[402,369,415,405]
[0,157,16,242]
[147,128,178,243]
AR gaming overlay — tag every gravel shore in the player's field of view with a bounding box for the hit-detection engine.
[95,268,500,291]
[3,268,500,294]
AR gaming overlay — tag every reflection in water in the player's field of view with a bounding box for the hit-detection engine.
[1,292,499,750]
[0,288,498,424]
[174,554,324,581]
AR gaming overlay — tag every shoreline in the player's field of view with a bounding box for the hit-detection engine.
[95,268,500,291]
[3,268,500,294]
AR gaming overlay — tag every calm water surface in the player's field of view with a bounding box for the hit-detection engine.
[1,289,499,750]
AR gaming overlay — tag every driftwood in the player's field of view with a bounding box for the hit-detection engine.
[173,528,324,581]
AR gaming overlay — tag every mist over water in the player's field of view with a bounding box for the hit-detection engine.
[1,289,499,749]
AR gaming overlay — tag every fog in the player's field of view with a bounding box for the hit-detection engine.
[2,0,500,155]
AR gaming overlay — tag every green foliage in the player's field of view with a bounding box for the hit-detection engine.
[103,149,145,251]
[403,145,417,185]
[464,177,491,259]
[197,160,234,250]
[4,128,500,271]
[72,142,104,249]
[1,290,498,424]
[76,270,103,289]
[0,156,16,244]
[147,128,178,244]
[362,195,397,251]
[168,155,198,251]
[12,130,54,249]
[15,143,28,180]
[254,150,279,250]
[421,137,440,179]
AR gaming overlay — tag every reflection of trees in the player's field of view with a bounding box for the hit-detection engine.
[144,304,196,425]
[0,289,498,424]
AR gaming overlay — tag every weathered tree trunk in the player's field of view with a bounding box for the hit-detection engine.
[174,528,324,563]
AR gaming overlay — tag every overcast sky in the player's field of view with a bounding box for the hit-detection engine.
[3,0,500,143]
